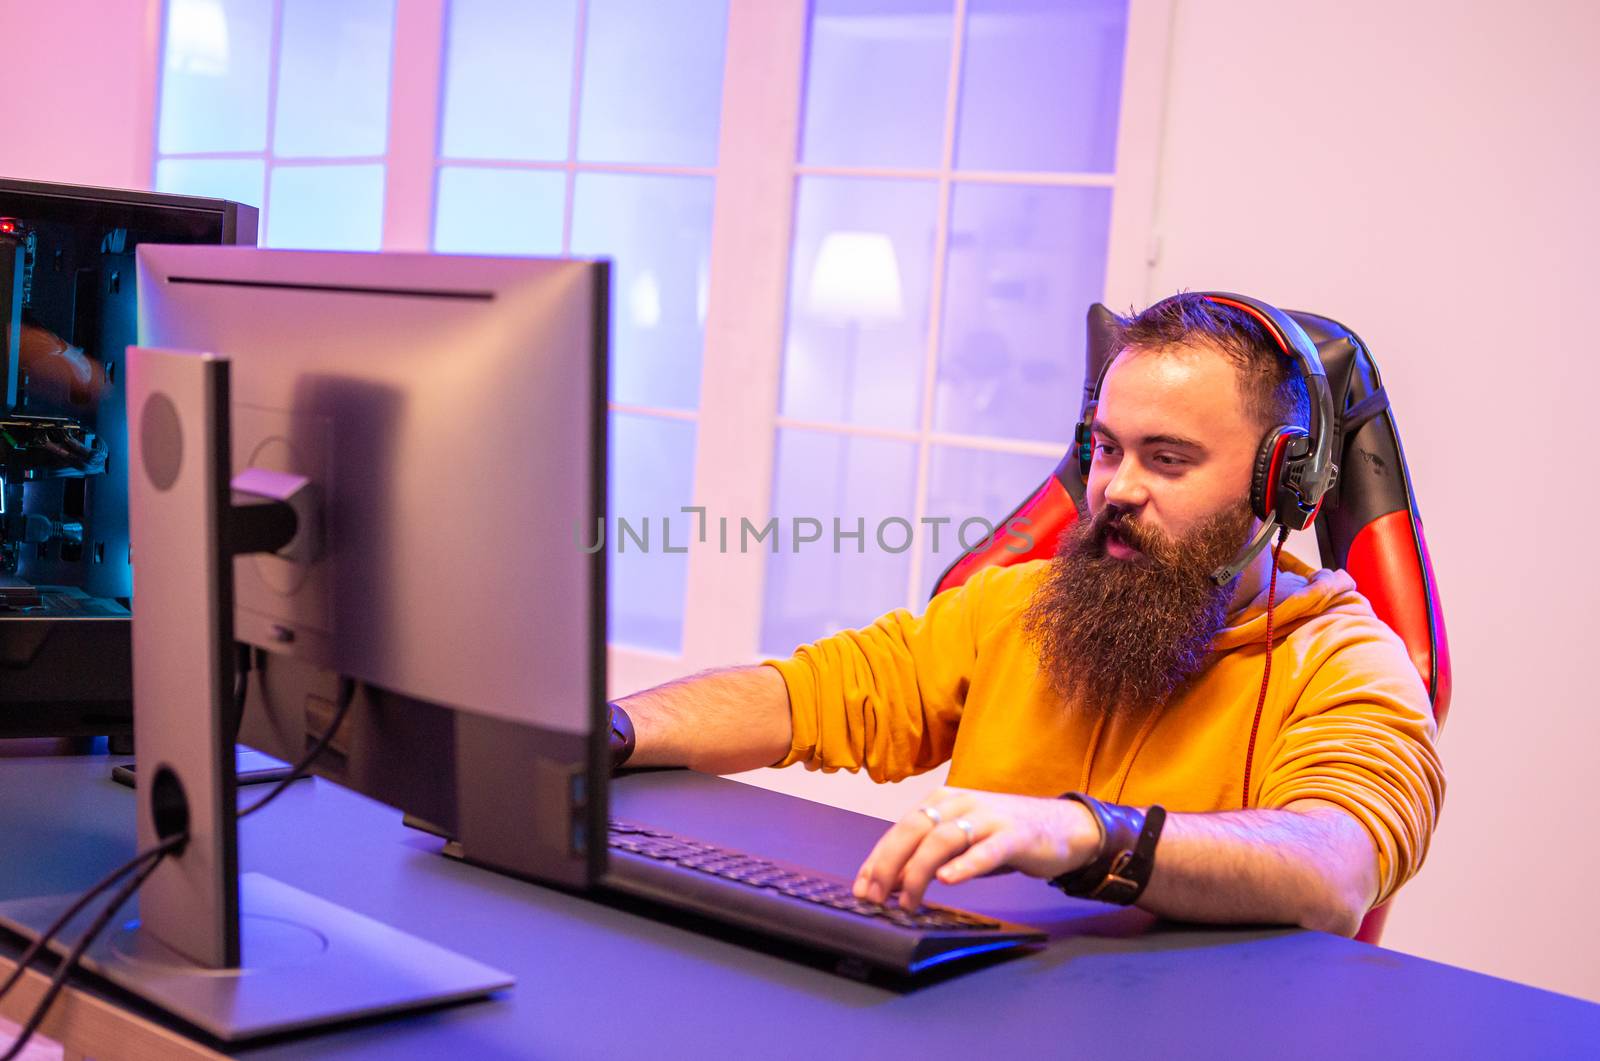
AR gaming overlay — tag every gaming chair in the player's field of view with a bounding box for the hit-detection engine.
[932,302,1451,945]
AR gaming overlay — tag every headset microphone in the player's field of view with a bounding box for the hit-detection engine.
[1209,515,1282,587]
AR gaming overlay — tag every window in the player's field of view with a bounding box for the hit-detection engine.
[765,0,1127,653]
[433,0,729,656]
[150,0,1170,815]
[155,0,396,250]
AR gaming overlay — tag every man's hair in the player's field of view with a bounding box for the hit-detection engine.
[1110,293,1311,433]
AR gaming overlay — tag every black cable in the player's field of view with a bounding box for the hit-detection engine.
[1,668,353,1050]
[237,676,357,820]
[0,833,182,1006]
[228,641,252,746]
[0,838,179,1061]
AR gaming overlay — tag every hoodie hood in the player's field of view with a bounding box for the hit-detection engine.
[1210,551,1358,650]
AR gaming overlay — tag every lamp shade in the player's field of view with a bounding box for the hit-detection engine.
[806,230,904,323]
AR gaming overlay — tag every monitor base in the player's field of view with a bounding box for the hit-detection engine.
[0,871,513,1042]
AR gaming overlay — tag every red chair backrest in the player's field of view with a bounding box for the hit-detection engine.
[932,305,1450,944]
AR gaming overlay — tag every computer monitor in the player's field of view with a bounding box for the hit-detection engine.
[0,178,256,739]
[0,246,610,1040]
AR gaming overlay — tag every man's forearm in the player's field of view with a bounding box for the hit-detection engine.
[618,664,792,774]
[1137,801,1380,936]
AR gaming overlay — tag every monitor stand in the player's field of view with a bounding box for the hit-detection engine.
[0,347,512,1041]
[0,872,513,1041]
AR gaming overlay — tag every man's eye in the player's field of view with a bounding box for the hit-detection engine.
[1094,442,1118,457]
[1154,454,1187,469]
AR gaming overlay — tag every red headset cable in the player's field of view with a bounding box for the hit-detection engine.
[1240,526,1290,809]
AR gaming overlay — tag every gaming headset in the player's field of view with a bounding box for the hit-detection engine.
[1072,292,1339,587]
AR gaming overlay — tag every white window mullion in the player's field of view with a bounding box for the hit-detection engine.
[902,0,971,613]
[443,159,718,178]
[259,0,286,235]
[156,152,271,160]
[382,0,447,252]
[794,164,1116,189]
[952,170,1116,188]
[632,0,809,690]
[608,403,698,424]
[246,154,388,166]
[1104,0,1175,309]
[560,0,590,255]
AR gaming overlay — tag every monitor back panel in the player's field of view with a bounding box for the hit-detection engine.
[137,246,606,736]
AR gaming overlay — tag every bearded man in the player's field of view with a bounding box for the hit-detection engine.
[611,294,1444,937]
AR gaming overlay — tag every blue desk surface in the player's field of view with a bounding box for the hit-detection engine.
[1,755,1596,1060]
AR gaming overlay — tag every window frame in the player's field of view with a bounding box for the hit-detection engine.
[148,0,1175,782]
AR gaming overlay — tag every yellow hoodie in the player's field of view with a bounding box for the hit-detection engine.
[765,553,1445,907]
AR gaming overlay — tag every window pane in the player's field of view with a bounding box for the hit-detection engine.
[920,445,1059,598]
[759,429,918,658]
[273,0,396,158]
[440,0,578,161]
[570,173,714,410]
[780,177,937,431]
[577,0,729,166]
[801,0,953,169]
[933,182,1111,442]
[158,0,273,153]
[265,164,386,250]
[956,0,1129,173]
[434,167,564,255]
[155,157,266,209]
[609,413,695,653]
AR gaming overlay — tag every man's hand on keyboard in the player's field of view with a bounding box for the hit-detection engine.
[852,787,1102,910]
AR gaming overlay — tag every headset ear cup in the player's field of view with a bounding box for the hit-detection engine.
[1250,429,1291,521]
[1075,420,1094,478]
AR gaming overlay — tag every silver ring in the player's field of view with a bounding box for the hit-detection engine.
[919,806,944,827]
[954,818,976,848]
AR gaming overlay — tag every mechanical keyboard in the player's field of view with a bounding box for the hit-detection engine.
[602,820,1046,976]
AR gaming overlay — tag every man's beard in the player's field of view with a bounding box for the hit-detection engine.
[1021,502,1256,723]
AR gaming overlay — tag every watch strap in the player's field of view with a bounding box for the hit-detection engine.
[1050,791,1166,905]
[607,700,636,771]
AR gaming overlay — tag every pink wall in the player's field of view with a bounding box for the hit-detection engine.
[1150,0,1600,1002]
[0,0,160,191]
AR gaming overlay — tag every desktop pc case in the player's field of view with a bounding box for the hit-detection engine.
[0,178,257,739]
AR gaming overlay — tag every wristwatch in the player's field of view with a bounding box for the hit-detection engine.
[607,700,636,771]
[1049,791,1166,905]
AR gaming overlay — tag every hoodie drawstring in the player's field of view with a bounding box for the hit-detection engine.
[1077,714,1107,793]
[1240,527,1290,809]
[1111,707,1162,804]
[1077,705,1161,803]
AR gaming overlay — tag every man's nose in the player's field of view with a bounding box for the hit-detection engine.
[1102,458,1150,509]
